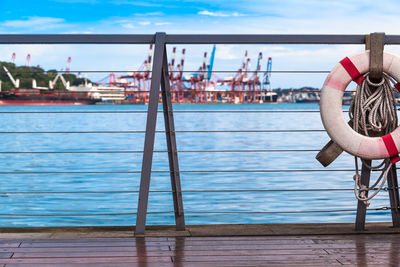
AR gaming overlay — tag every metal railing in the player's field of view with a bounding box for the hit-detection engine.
[1,33,400,234]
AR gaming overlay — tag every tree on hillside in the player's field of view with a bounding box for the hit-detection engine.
[0,62,93,91]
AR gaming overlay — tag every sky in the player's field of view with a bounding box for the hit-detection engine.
[1,0,400,88]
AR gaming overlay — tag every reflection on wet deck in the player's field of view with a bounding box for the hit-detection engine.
[0,233,399,266]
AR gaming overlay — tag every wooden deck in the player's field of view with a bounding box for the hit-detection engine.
[0,224,398,266]
[0,235,399,266]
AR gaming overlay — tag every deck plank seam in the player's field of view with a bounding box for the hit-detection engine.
[336,258,344,265]
[323,248,330,255]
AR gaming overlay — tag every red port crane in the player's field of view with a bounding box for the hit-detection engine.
[25,54,31,67]
[66,57,71,74]
[11,53,16,64]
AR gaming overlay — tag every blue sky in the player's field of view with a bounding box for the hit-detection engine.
[1,0,400,88]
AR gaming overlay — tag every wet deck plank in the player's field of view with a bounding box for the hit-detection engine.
[0,234,399,265]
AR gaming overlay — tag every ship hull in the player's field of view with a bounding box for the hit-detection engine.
[0,100,95,105]
[295,99,319,103]
[0,90,99,105]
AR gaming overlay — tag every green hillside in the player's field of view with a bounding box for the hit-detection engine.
[0,62,91,91]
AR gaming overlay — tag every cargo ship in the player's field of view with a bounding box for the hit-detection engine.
[0,66,101,105]
[0,89,100,105]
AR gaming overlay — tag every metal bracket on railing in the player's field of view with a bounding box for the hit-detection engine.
[369,32,385,82]
[135,32,186,235]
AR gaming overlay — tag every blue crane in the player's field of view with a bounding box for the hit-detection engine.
[256,52,262,75]
[263,57,272,89]
[207,44,216,81]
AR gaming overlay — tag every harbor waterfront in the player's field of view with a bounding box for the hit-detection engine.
[2,1,400,263]
[0,103,392,227]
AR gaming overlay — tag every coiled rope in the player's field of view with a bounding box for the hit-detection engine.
[349,73,399,206]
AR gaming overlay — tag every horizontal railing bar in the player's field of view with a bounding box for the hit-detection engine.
[0,131,146,134]
[172,111,323,113]
[181,188,360,192]
[164,130,325,133]
[0,212,167,216]
[0,207,390,216]
[0,191,143,194]
[0,34,155,44]
[1,34,400,45]
[0,90,325,94]
[0,169,363,175]
[0,110,356,114]
[0,130,325,134]
[0,171,142,174]
[0,188,369,194]
[0,70,331,73]
[183,208,389,214]
[0,111,149,114]
[0,149,321,154]
[0,151,145,154]
[0,110,324,114]
[175,70,330,73]
[171,149,323,152]
[179,169,356,173]
[166,34,371,44]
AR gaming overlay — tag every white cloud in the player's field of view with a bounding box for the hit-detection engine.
[215,45,240,60]
[134,12,164,16]
[155,22,171,26]
[138,21,151,26]
[51,0,100,3]
[112,1,166,7]
[198,10,243,17]
[122,23,136,29]
[1,17,67,29]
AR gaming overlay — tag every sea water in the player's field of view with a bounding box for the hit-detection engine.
[0,103,392,226]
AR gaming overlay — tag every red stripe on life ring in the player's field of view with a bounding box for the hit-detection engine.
[395,83,400,92]
[340,57,365,85]
[382,134,400,163]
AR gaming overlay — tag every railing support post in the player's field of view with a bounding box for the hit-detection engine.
[161,45,186,230]
[135,32,166,235]
[355,33,400,230]
[387,164,400,227]
[136,32,185,235]
[355,34,375,231]
[355,160,371,230]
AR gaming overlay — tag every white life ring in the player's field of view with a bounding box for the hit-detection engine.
[320,51,400,161]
